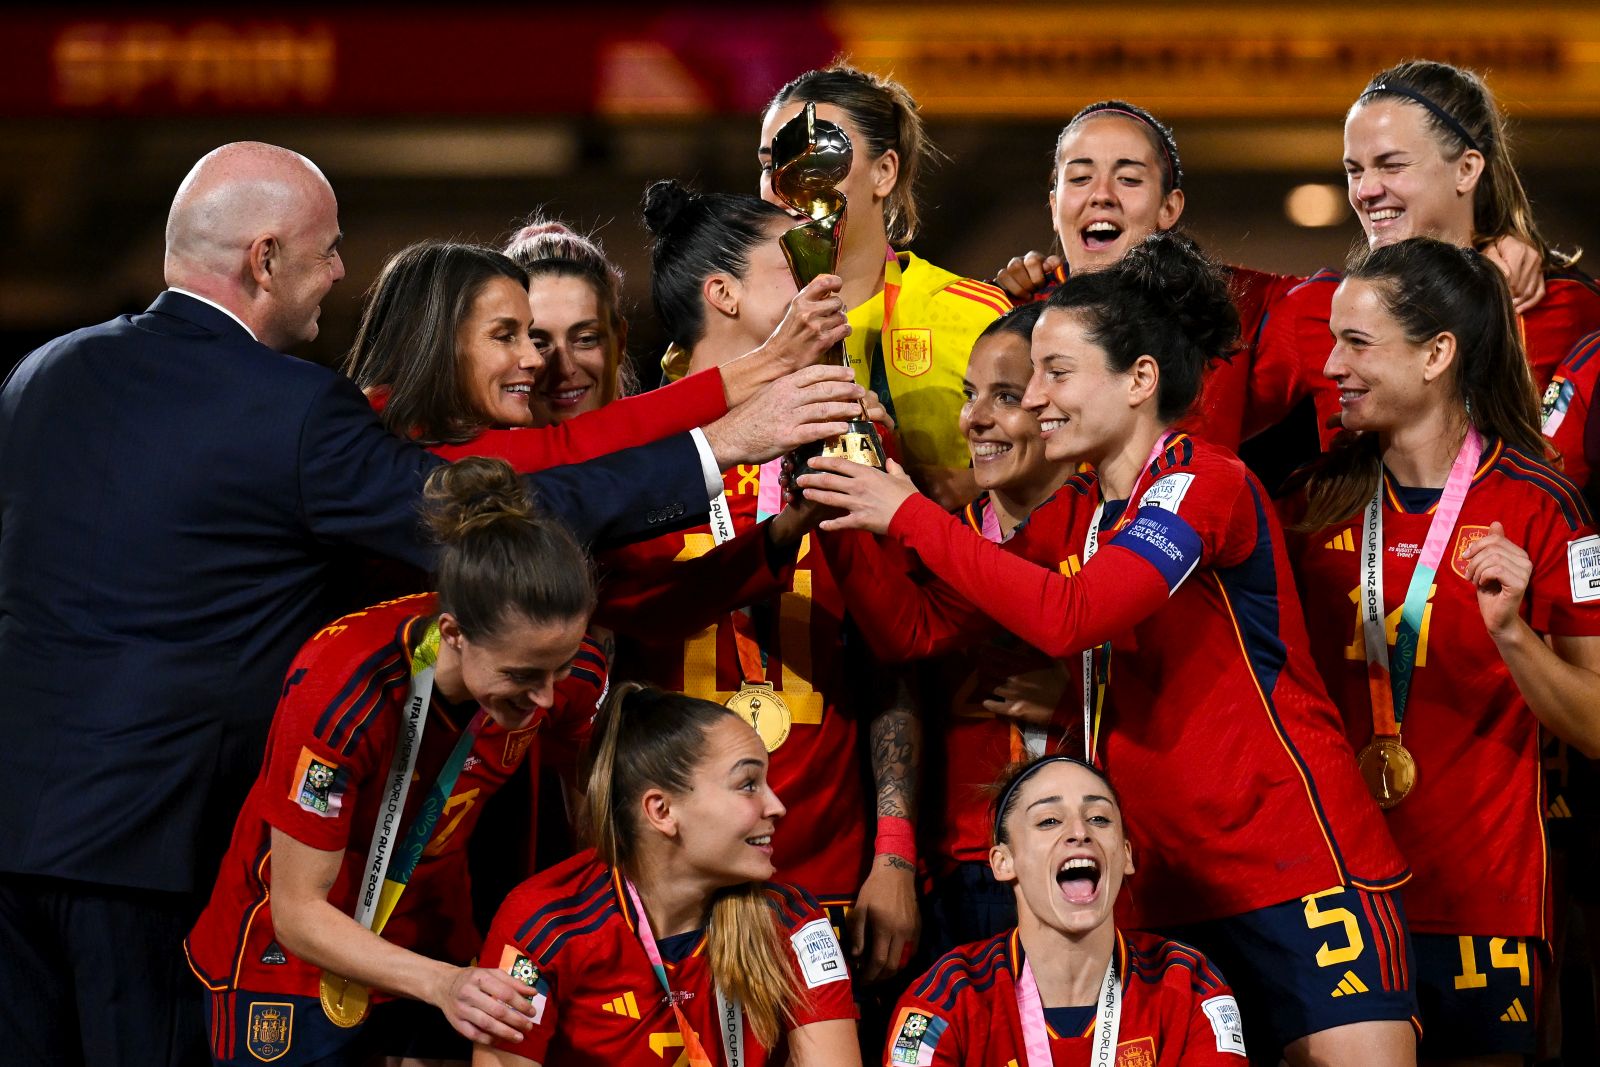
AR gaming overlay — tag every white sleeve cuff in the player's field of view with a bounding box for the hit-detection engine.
[689,427,723,499]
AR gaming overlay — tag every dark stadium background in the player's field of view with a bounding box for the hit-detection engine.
[2,3,1596,1057]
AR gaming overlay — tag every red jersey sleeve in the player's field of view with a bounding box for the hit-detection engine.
[258,625,407,852]
[1520,479,1600,638]
[1246,270,1340,445]
[1181,989,1249,1064]
[1543,331,1600,492]
[595,522,793,640]
[480,887,560,1063]
[882,995,964,1066]
[817,529,999,662]
[429,370,728,473]
[771,883,857,1027]
[885,448,1255,660]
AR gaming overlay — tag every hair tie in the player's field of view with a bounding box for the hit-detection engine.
[1360,81,1484,153]
[1080,105,1182,190]
[993,755,1101,843]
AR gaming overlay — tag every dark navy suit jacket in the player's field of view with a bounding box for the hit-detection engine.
[0,291,705,893]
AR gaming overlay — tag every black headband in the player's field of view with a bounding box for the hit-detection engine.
[1360,81,1485,154]
[992,755,1107,843]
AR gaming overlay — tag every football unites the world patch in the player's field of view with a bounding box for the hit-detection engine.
[1569,535,1600,604]
[289,747,343,818]
[1201,994,1247,1056]
[789,917,849,989]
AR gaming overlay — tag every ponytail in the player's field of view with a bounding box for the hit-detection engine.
[586,684,801,1047]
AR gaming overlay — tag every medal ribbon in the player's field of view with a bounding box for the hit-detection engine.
[1079,433,1177,762]
[623,877,740,1067]
[1014,932,1122,1067]
[1359,428,1483,737]
[371,707,488,933]
[882,245,902,338]
[352,618,439,935]
[707,467,774,691]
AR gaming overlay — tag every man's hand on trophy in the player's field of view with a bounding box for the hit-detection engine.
[701,365,863,468]
[717,275,852,406]
[994,249,1062,301]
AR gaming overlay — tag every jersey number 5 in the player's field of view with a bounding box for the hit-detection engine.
[1302,888,1366,968]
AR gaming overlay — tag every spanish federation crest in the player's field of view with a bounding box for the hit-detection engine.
[246,1001,293,1062]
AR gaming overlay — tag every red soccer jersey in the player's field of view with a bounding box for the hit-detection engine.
[185,593,608,1000]
[1543,329,1600,494]
[929,496,1080,870]
[479,851,857,1067]
[886,928,1246,1066]
[1256,268,1600,450]
[823,435,1407,928]
[601,463,872,903]
[1283,441,1600,939]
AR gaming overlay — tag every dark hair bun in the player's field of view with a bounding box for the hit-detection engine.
[642,180,694,238]
[421,457,535,543]
[1121,231,1239,363]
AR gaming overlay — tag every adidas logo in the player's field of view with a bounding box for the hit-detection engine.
[601,991,641,1019]
[1501,998,1528,1023]
[1549,796,1573,818]
[259,941,287,965]
[1330,970,1368,997]
[1324,529,1356,552]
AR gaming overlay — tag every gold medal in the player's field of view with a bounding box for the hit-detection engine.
[725,683,792,752]
[1357,737,1417,810]
[319,971,370,1028]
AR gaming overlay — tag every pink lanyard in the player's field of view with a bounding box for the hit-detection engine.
[1014,932,1121,1067]
[622,877,737,1067]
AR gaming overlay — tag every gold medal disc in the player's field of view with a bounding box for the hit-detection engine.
[726,683,792,752]
[319,971,371,1028]
[1356,738,1417,810]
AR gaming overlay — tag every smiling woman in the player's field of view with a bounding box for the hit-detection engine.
[185,458,606,1066]
[883,757,1245,1067]
[471,684,862,1067]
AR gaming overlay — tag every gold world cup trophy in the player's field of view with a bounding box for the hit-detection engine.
[769,102,886,472]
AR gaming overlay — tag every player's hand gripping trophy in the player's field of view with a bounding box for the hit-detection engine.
[770,102,887,471]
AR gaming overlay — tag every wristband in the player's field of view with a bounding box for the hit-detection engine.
[874,815,916,865]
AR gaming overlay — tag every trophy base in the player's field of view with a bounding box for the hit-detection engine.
[797,419,885,477]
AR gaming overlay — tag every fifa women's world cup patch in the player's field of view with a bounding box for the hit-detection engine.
[499,944,549,1024]
[890,1006,947,1066]
[290,747,344,817]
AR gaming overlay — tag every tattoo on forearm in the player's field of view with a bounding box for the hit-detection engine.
[883,855,915,873]
[870,704,920,821]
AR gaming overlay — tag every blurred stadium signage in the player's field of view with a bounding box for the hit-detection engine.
[3,7,1598,118]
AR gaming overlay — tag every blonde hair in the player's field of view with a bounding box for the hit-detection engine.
[586,683,801,1047]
